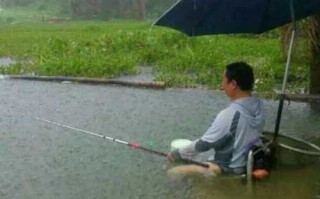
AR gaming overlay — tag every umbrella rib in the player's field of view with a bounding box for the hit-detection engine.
[151,0,182,27]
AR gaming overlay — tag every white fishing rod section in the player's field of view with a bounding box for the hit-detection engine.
[35,117,209,168]
[36,117,129,144]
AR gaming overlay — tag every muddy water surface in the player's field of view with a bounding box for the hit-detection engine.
[0,79,319,199]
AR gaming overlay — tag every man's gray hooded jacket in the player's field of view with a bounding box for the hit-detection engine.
[171,96,265,172]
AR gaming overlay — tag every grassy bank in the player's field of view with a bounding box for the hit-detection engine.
[0,18,310,92]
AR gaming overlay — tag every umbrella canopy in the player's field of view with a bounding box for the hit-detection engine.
[154,0,320,36]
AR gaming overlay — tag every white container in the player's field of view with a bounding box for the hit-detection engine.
[170,139,192,151]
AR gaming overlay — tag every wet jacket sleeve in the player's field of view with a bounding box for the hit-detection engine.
[171,109,233,160]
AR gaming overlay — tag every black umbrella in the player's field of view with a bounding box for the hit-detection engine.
[154,0,320,36]
[153,0,320,142]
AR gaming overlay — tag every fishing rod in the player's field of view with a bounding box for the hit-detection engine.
[35,117,209,168]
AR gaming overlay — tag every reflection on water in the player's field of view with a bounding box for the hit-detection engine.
[0,80,319,199]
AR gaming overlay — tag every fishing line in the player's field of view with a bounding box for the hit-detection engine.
[35,117,209,168]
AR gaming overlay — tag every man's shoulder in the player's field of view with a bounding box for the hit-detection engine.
[217,106,238,119]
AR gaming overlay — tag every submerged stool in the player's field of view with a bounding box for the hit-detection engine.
[245,145,271,183]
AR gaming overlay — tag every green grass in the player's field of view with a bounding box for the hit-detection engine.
[0,8,311,92]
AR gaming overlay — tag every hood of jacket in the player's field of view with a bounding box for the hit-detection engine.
[230,96,265,131]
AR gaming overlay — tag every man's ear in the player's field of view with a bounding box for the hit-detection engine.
[231,80,238,89]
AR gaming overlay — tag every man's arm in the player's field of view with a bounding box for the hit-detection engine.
[168,109,234,161]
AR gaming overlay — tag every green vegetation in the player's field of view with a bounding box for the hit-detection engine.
[0,10,310,93]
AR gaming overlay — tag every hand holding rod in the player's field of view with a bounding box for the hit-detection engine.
[35,117,209,168]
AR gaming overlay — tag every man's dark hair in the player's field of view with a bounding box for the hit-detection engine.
[225,62,254,91]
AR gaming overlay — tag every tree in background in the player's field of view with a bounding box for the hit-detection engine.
[71,0,133,19]
[145,0,176,19]
[71,0,103,19]
[0,0,33,7]
[69,0,176,20]
[280,17,320,94]
[0,0,176,20]
[308,15,320,94]
[135,0,145,20]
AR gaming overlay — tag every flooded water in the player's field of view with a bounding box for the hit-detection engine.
[0,79,319,199]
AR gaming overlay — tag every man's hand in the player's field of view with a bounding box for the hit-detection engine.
[166,152,175,161]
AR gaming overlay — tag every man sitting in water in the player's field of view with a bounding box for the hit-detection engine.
[167,62,265,176]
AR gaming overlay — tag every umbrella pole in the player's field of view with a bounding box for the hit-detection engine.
[35,117,209,168]
[273,28,296,142]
